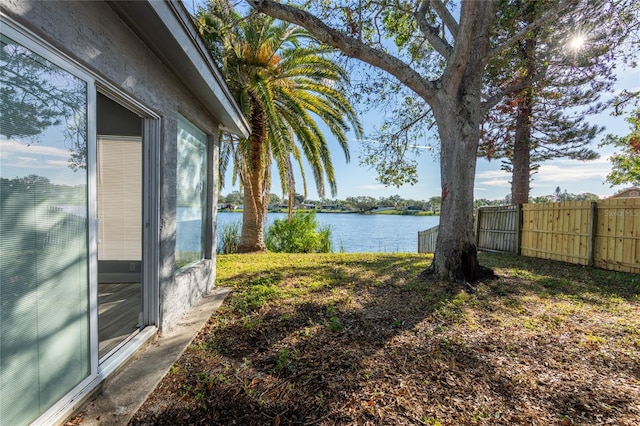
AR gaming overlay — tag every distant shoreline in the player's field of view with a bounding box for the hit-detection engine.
[218,208,439,217]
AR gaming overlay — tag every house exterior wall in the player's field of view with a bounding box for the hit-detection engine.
[0,0,220,332]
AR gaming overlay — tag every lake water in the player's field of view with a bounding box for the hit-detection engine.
[215,211,440,253]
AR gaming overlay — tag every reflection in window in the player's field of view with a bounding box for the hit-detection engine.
[175,116,208,269]
[0,34,90,425]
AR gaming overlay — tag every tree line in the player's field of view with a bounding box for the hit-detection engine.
[220,187,606,213]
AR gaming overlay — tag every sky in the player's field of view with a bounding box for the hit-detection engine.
[2,3,635,202]
[194,2,640,203]
[221,63,639,203]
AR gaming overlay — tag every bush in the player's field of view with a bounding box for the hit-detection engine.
[217,220,241,254]
[265,211,333,253]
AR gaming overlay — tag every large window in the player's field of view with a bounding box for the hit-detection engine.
[0,34,91,425]
[175,116,208,269]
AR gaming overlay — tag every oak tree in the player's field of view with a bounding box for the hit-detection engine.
[248,0,581,281]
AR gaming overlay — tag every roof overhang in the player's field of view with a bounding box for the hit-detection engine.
[108,0,250,138]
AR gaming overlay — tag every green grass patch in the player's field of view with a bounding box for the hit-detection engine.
[143,251,640,425]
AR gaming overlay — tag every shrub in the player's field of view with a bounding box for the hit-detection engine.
[217,219,241,254]
[265,211,333,253]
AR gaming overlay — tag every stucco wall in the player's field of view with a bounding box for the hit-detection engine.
[1,0,221,333]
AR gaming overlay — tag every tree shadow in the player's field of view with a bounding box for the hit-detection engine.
[129,252,640,425]
[479,252,640,303]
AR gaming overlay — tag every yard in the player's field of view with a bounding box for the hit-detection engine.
[130,252,640,425]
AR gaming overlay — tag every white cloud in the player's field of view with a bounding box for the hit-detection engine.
[479,179,511,187]
[1,140,70,158]
[476,169,510,179]
[475,169,511,187]
[0,140,74,171]
[46,159,72,167]
[534,161,610,183]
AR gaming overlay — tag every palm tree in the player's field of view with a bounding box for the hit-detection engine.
[196,1,362,253]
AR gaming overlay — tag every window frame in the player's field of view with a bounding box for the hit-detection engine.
[175,114,210,271]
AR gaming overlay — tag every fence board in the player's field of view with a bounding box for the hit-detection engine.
[594,198,640,273]
[521,201,592,265]
[476,205,519,253]
[418,225,438,253]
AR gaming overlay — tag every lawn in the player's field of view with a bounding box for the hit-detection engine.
[130,252,640,425]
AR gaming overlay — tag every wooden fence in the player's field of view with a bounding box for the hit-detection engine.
[418,225,438,253]
[475,205,520,254]
[418,198,640,274]
[520,201,594,265]
[593,198,640,273]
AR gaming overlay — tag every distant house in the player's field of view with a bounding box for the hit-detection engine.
[321,204,339,210]
[298,203,317,210]
[609,186,640,199]
[0,1,249,425]
[373,206,396,212]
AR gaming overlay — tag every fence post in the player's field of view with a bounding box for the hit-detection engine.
[474,208,481,248]
[587,201,597,266]
[516,204,523,255]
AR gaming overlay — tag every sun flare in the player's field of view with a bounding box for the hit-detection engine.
[569,35,586,51]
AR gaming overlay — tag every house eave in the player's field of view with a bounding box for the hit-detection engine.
[108,0,250,138]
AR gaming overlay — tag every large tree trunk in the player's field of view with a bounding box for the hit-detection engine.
[238,98,268,253]
[248,0,498,281]
[424,3,496,283]
[426,93,487,282]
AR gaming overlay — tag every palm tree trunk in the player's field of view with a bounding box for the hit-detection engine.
[238,98,268,253]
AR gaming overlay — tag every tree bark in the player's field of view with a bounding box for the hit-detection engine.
[238,97,268,253]
[511,97,532,205]
[510,28,537,205]
[426,86,487,282]
[423,3,496,282]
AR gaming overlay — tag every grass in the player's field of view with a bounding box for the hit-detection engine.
[131,252,640,425]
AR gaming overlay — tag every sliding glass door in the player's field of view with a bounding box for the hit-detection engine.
[0,33,92,425]
[96,91,144,357]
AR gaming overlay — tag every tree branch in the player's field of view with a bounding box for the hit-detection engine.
[248,0,438,104]
[611,90,640,116]
[429,0,459,39]
[441,1,484,92]
[486,0,572,64]
[416,0,453,59]
[481,67,548,114]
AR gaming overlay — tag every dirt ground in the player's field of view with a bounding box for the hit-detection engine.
[124,253,639,425]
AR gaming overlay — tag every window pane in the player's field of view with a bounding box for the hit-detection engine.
[175,116,207,269]
[0,34,90,425]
